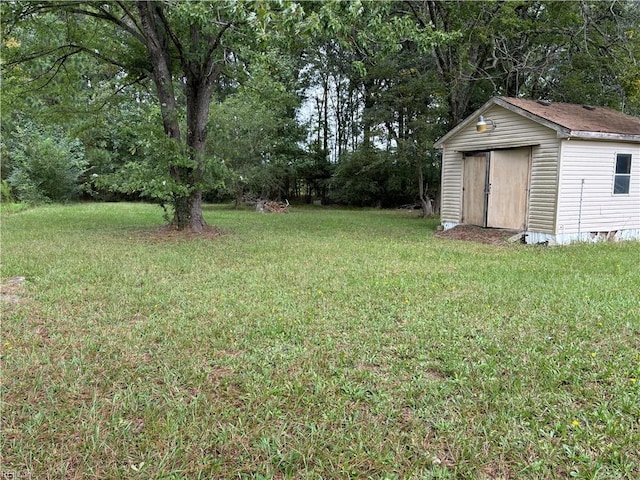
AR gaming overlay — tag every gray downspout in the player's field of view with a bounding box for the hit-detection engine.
[578,179,585,240]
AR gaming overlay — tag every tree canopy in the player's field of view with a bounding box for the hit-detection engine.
[2,0,639,226]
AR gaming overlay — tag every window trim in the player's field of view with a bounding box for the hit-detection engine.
[613,152,632,195]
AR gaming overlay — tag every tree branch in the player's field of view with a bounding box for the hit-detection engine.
[193,21,233,84]
[26,47,83,90]
[68,43,133,71]
[66,6,145,43]
[2,44,76,67]
[404,1,428,30]
[153,4,187,68]
[88,73,149,113]
[115,1,144,36]
[19,1,146,44]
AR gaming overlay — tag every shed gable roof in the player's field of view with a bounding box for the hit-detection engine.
[435,97,640,147]
[499,97,640,136]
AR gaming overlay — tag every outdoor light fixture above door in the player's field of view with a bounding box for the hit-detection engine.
[476,116,496,133]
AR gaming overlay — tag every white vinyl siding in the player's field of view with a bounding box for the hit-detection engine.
[439,105,560,232]
[556,141,640,233]
[440,151,463,223]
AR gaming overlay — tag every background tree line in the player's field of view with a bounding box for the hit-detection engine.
[2,1,639,227]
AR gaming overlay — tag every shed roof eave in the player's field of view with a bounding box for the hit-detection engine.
[561,131,640,142]
[452,142,541,153]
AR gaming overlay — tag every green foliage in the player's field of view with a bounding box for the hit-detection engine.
[5,123,87,204]
[77,103,154,199]
[309,1,454,65]
[75,101,228,205]
[2,1,293,227]
[414,0,640,122]
[330,147,414,207]
[3,0,639,215]
[94,123,193,202]
[1,180,14,203]
[207,49,305,201]
[295,142,334,202]
[297,2,453,209]
[548,0,640,113]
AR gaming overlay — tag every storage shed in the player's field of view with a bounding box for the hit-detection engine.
[434,97,640,244]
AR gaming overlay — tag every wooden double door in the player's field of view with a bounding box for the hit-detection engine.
[462,147,531,230]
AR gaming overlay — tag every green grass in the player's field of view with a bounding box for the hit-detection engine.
[0,202,30,215]
[2,203,639,479]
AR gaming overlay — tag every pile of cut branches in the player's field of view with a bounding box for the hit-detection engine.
[256,200,289,213]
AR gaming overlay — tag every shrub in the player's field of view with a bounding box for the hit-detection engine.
[0,180,14,203]
[7,124,87,204]
[329,147,414,207]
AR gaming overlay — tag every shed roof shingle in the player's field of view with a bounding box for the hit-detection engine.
[500,97,640,135]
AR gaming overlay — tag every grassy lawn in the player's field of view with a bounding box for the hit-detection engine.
[1,203,639,479]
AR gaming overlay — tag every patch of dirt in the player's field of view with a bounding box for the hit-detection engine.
[1,276,26,305]
[424,368,447,381]
[435,224,521,245]
[131,224,225,242]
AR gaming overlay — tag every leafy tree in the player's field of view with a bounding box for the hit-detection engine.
[417,0,640,124]
[78,101,160,201]
[4,0,637,220]
[2,1,305,230]
[325,0,640,213]
[330,146,414,208]
[206,49,306,204]
[5,122,87,204]
[296,1,453,213]
[296,141,334,203]
[361,42,447,214]
[547,0,640,112]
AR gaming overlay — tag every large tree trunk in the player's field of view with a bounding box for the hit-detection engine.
[137,2,226,232]
[137,2,194,230]
[172,190,206,232]
[177,71,216,232]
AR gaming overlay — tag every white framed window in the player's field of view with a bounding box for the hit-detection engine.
[613,153,632,194]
